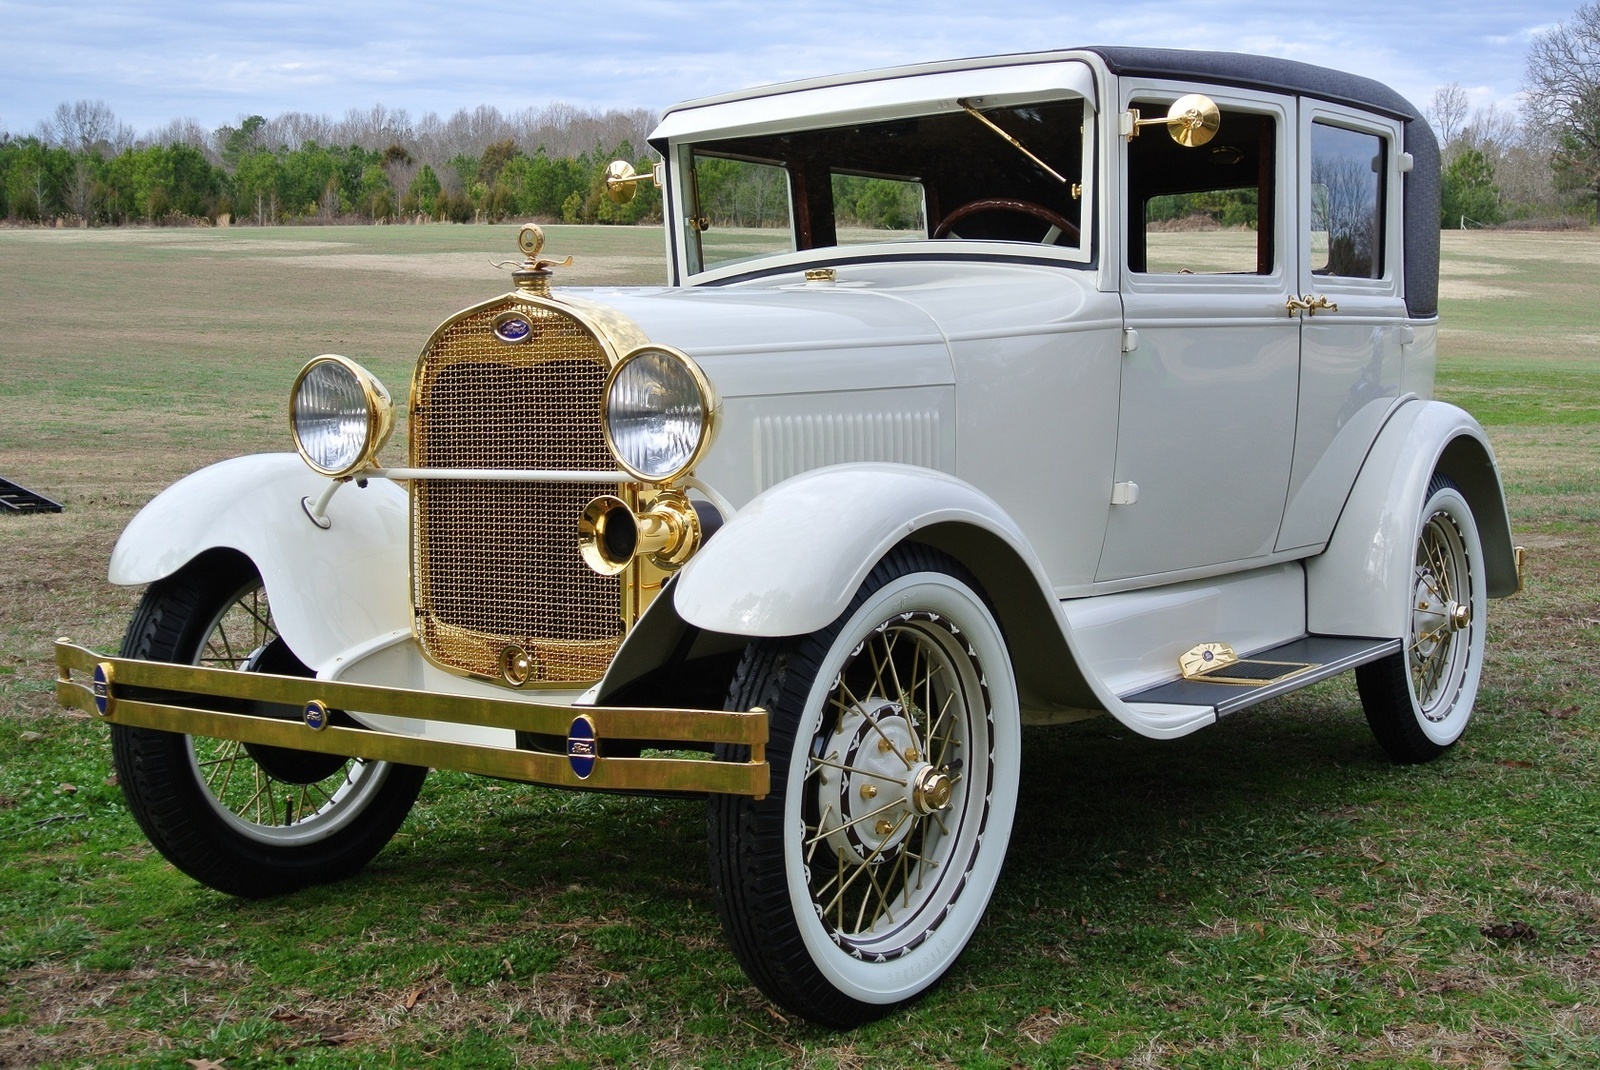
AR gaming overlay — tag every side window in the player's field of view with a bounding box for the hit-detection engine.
[1128,105,1277,275]
[688,153,794,271]
[831,173,926,245]
[1309,122,1385,279]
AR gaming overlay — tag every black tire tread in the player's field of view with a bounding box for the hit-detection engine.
[111,552,426,898]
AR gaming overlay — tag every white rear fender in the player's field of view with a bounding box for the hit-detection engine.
[109,453,411,671]
[1308,400,1517,638]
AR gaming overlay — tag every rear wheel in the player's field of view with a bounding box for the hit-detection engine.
[709,547,1020,1026]
[1357,475,1486,763]
[111,553,427,897]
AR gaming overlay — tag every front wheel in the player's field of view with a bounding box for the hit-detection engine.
[111,553,427,897]
[1357,475,1487,763]
[709,546,1020,1027]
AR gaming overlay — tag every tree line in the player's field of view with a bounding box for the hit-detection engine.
[4,5,1599,232]
[0,101,662,226]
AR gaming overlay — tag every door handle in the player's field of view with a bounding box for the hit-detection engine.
[1285,293,1340,317]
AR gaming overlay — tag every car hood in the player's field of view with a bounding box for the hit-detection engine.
[563,259,1101,398]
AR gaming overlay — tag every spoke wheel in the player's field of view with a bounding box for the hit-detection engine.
[112,552,427,896]
[1357,475,1486,763]
[709,546,1019,1026]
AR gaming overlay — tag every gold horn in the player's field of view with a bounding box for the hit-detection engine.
[578,489,702,576]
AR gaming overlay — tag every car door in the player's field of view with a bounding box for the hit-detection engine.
[1100,83,1299,584]
[1275,102,1409,551]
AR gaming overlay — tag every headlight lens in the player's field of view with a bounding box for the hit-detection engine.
[603,346,713,482]
[290,355,393,477]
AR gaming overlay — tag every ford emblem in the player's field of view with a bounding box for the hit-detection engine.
[92,662,114,717]
[567,714,598,779]
[493,311,534,344]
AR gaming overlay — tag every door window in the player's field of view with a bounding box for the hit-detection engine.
[1127,106,1277,275]
[1309,122,1385,279]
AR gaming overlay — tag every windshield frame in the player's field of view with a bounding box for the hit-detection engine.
[657,60,1099,284]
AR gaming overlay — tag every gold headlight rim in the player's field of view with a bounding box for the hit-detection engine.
[290,354,395,478]
[600,344,716,484]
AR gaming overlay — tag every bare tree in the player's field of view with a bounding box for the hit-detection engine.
[1429,83,1471,152]
[1525,2,1600,202]
[146,117,220,162]
[40,99,133,156]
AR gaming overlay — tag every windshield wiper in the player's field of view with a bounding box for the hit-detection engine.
[956,98,1070,186]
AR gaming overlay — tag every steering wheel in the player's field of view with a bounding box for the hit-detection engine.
[933,198,1080,246]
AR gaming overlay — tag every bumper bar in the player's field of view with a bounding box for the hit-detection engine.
[54,641,768,798]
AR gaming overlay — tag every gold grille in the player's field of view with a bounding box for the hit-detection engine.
[412,299,623,684]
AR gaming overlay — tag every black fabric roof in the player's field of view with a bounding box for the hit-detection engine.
[1082,46,1422,121]
[1083,46,1438,317]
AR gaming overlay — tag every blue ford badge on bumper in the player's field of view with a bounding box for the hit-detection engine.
[567,715,598,779]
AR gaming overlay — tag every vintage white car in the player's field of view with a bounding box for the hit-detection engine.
[57,46,1522,1026]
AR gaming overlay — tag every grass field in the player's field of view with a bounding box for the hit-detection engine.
[2,223,1597,1068]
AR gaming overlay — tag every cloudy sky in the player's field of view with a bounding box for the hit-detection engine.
[0,0,1578,137]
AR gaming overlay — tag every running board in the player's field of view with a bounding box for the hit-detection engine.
[1122,636,1400,718]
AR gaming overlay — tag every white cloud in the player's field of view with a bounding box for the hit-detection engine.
[0,0,1581,135]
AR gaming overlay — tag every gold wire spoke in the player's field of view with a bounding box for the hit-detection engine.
[929,689,961,767]
[1423,528,1456,604]
[833,677,914,771]
[210,740,244,797]
[819,810,911,928]
[245,590,275,645]
[879,628,911,719]
[802,797,907,848]
[806,803,837,867]
[858,848,903,933]
[807,755,909,786]
[239,765,271,825]
[1413,566,1447,608]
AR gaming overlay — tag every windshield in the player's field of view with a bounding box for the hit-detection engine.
[681,96,1088,275]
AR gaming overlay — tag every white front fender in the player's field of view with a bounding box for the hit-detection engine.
[668,463,1215,740]
[109,454,411,672]
[673,463,1037,637]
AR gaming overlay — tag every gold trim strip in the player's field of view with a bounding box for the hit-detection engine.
[54,642,768,797]
[367,467,632,484]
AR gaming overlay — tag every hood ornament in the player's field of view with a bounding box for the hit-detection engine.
[500,224,572,296]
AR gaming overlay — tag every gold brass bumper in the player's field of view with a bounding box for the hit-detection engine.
[54,641,767,798]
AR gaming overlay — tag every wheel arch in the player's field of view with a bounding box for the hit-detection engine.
[108,453,413,673]
[609,464,1100,716]
[1307,399,1517,639]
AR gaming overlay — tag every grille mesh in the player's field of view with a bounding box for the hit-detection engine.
[412,300,623,684]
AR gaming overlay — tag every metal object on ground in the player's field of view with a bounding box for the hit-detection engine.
[0,477,63,513]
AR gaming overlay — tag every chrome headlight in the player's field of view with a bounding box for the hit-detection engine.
[602,346,715,482]
[290,355,394,477]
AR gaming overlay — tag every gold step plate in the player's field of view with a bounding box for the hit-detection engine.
[1179,642,1317,687]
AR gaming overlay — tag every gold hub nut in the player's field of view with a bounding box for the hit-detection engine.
[911,767,954,815]
[875,819,895,836]
[859,783,878,800]
[1450,603,1472,631]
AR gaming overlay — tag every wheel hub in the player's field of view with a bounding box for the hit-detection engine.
[815,696,949,861]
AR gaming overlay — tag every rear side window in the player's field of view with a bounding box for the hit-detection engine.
[1309,122,1385,279]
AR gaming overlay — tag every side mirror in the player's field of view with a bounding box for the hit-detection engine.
[1123,94,1221,147]
[604,160,664,205]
